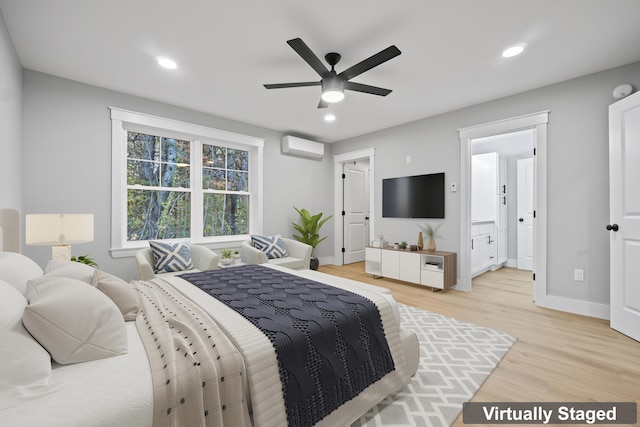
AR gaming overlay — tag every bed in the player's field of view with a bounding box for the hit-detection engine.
[0,252,419,427]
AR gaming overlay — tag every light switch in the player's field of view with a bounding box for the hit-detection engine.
[450,183,457,192]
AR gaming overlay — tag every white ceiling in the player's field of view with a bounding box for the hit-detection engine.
[472,129,534,157]
[2,0,640,143]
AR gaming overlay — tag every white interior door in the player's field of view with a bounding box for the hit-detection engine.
[343,163,369,264]
[517,158,534,270]
[609,91,640,342]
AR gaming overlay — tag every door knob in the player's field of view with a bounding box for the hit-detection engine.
[519,218,524,222]
[606,224,619,232]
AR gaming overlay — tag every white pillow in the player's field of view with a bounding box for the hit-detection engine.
[23,276,128,364]
[0,279,27,330]
[44,259,96,283]
[0,252,44,295]
[0,280,51,405]
[91,270,140,321]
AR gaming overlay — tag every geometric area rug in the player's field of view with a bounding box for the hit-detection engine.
[352,304,517,427]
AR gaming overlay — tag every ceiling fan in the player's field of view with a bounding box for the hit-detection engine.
[264,38,401,108]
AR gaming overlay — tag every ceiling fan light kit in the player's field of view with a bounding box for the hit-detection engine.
[264,38,401,108]
[321,73,345,103]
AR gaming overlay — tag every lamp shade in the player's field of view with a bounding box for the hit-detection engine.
[26,214,94,246]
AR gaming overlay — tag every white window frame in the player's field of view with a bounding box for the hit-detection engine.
[110,107,264,258]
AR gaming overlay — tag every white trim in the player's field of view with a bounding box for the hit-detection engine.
[333,148,375,266]
[531,122,548,309]
[111,116,127,257]
[110,107,265,148]
[253,145,264,234]
[109,107,264,258]
[458,111,549,293]
[458,111,550,139]
[535,295,610,320]
[457,138,472,291]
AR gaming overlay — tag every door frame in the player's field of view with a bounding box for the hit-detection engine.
[333,148,375,266]
[458,111,549,295]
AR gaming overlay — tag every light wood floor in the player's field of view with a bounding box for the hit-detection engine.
[318,262,640,426]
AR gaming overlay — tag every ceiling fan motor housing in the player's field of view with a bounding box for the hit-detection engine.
[325,52,341,69]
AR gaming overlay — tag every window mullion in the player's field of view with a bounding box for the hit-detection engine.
[191,139,204,241]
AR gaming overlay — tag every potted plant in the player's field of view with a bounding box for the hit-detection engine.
[292,207,333,270]
[232,250,241,262]
[418,222,443,251]
[220,248,233,265]
[71,255,98,268]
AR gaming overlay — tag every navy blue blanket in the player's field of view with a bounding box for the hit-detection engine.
[180,265,395,427]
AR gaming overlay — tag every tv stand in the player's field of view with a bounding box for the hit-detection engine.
[365,247,457,291]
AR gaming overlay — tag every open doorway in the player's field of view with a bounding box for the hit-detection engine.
[333,148,375,266]
[470,129,534,279]
[457,111,549,295]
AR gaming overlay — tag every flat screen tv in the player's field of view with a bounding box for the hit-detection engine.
[382,172,445,218]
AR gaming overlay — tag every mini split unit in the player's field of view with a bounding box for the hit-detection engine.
[281,135,324,159]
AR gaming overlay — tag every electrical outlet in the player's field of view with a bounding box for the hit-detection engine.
[574,269,584,282]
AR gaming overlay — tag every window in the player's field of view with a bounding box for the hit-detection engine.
[110,108,264,257]
[201,145,249,237]
[127,132,192,241]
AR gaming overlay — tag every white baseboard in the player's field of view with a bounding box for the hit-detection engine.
[535,293,610,320]
[317,256,335,267]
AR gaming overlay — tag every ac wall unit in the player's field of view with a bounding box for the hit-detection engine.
[281,135,324,159]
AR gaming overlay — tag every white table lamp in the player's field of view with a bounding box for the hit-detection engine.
[26,214,94,260]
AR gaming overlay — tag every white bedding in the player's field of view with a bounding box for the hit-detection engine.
[1,264,418,427]
[0,322,153,427]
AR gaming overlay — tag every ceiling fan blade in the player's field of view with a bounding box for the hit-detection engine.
[317,99,329,108]
[287,38,329,77]
[264,81,321,89]
[338,45,401,81]
[344,81,392,96]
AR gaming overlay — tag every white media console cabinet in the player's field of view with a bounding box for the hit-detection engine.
[365,246,457,291]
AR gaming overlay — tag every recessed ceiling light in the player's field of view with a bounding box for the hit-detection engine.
[324,114,336,122]
[502,45,525,58]
[157,57,177,69]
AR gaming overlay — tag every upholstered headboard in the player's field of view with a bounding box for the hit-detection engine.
[0,209,20,253]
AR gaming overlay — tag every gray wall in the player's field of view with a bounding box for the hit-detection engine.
[0,10,22,210]
[10,8,640,312]
[21,71,333,279]
[331,61,640,307]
